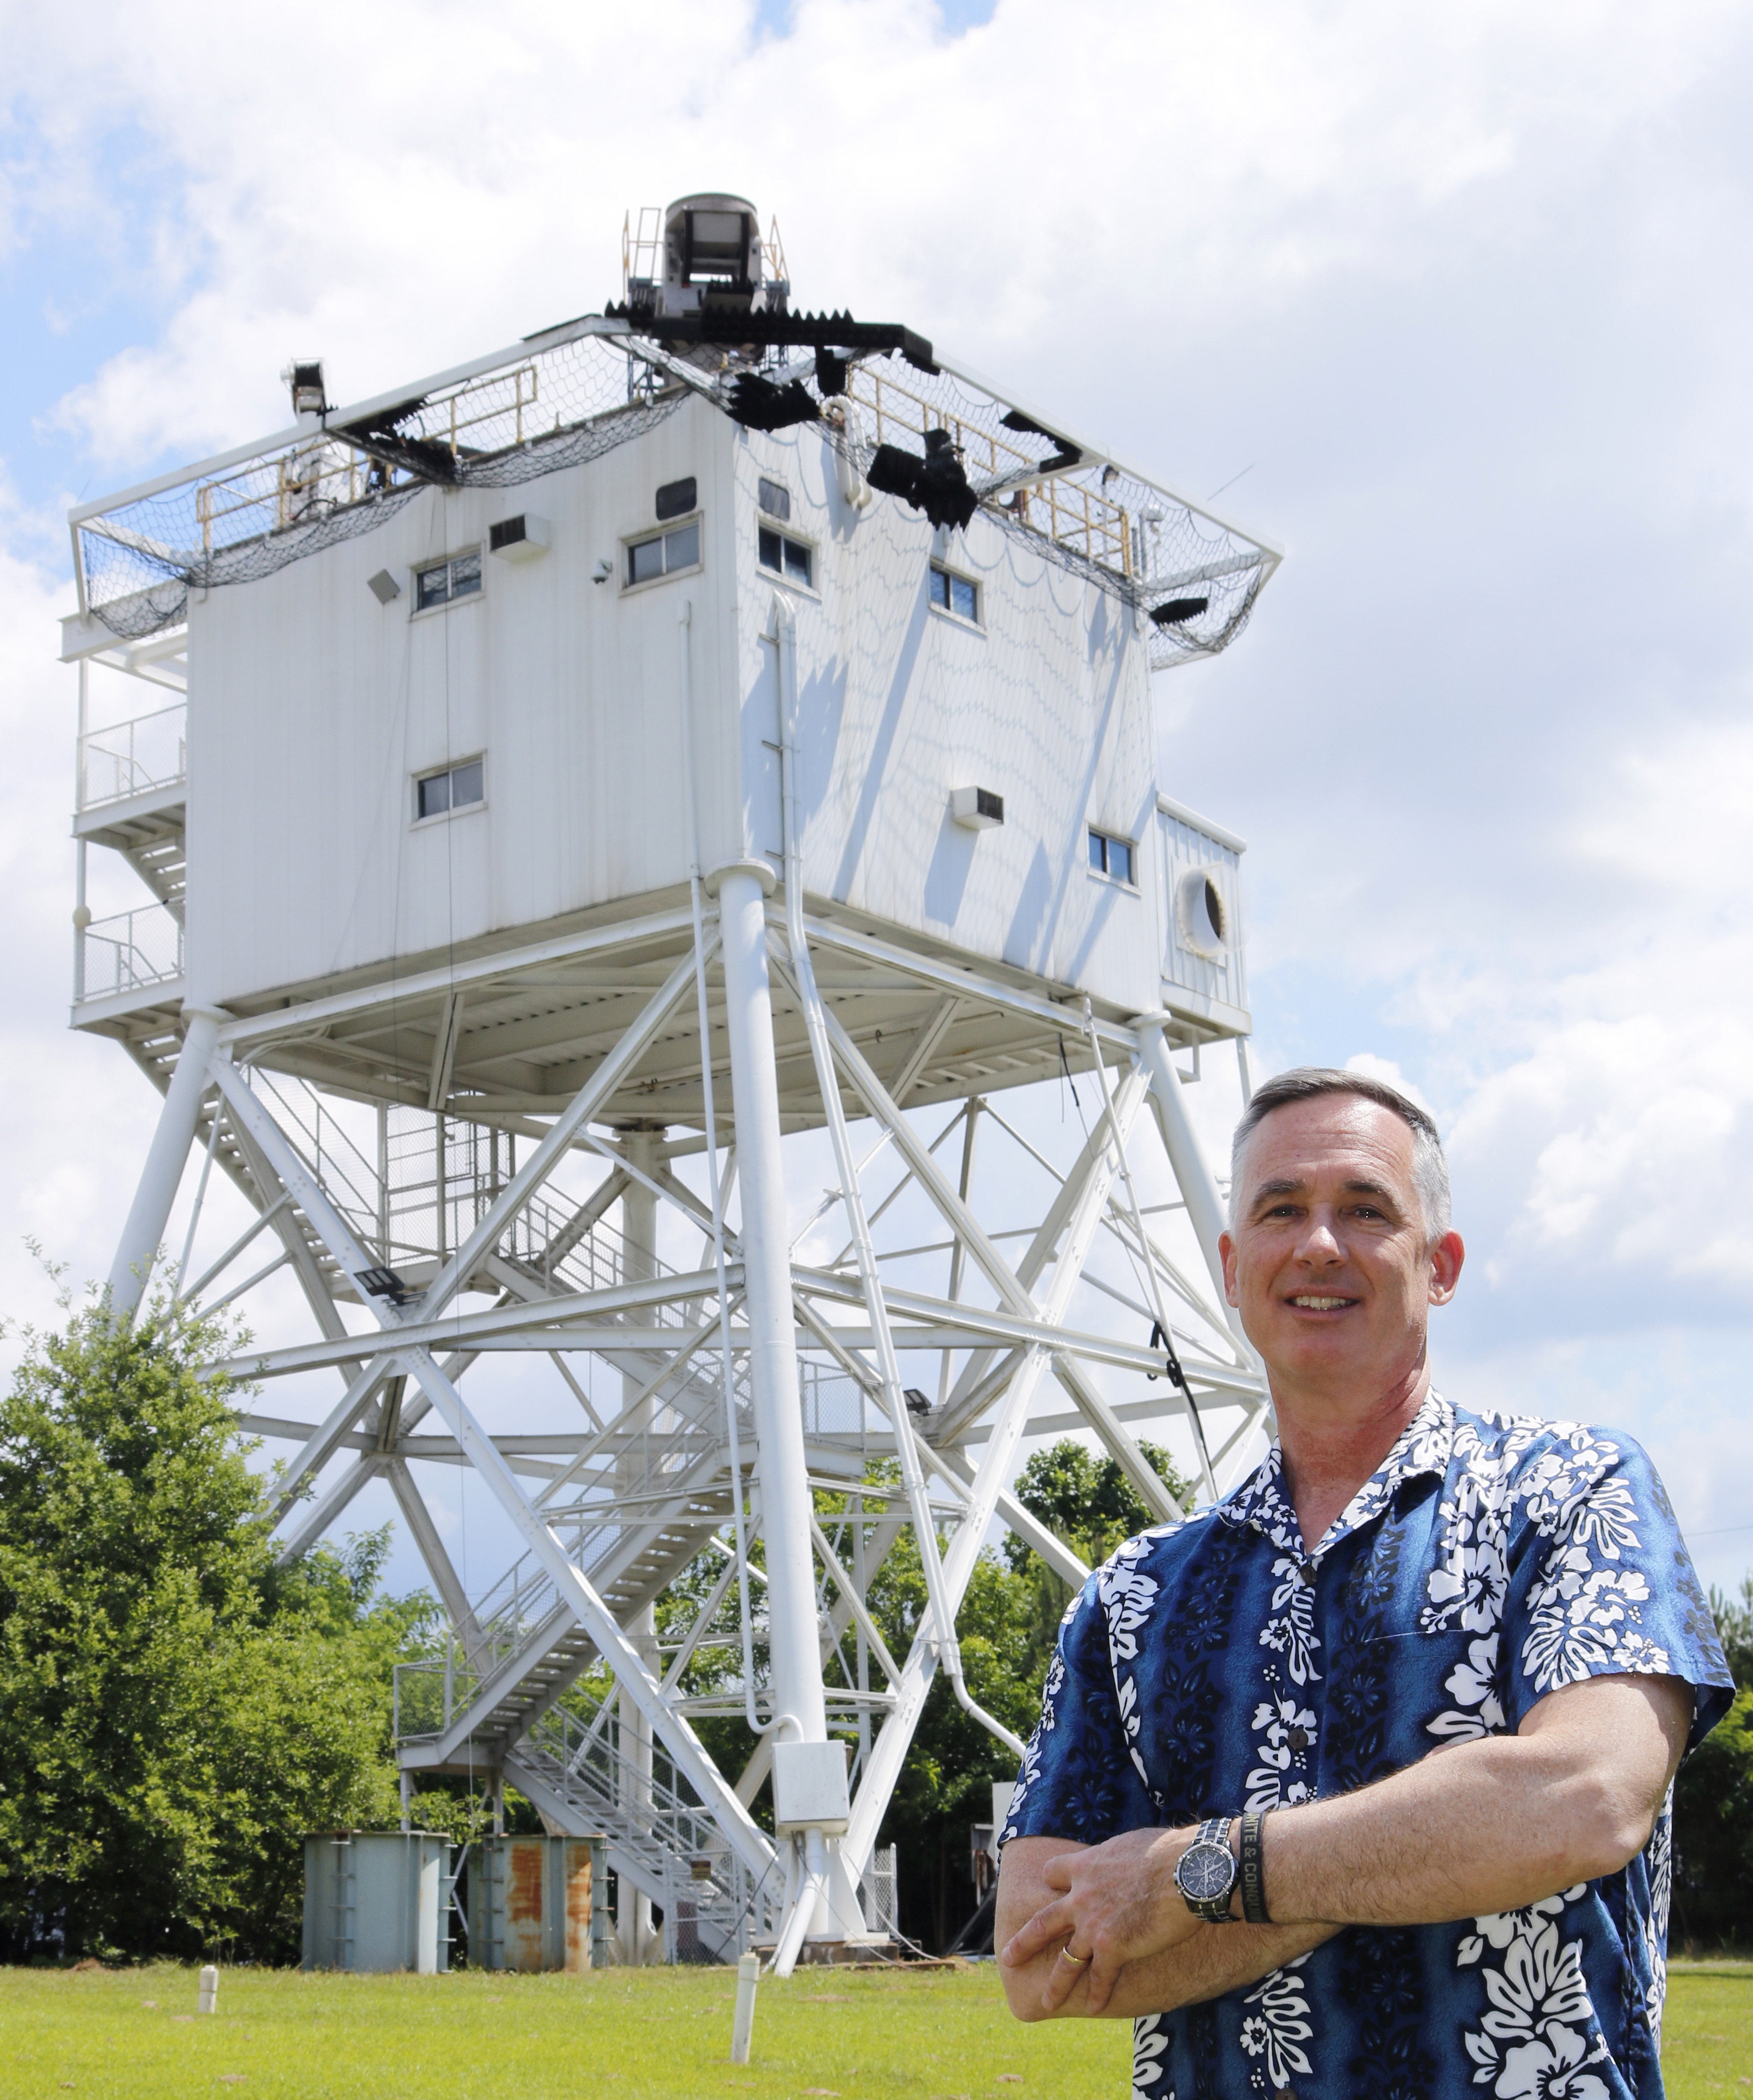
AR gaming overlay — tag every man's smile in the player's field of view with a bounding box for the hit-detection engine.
[1286,1294,1359,1312]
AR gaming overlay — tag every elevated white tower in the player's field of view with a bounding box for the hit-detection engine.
[61,197,1280,1969]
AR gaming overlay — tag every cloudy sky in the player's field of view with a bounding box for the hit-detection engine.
[2,0,1750,1589]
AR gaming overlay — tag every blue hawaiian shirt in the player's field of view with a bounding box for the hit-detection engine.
[999,1393,1733,2100]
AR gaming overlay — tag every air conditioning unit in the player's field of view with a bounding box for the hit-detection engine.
[951,785,1004,830]
[488,514,551,561]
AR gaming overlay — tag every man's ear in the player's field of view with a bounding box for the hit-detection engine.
[1219,1229,1240,1308]
[1428,1230,1465,1305]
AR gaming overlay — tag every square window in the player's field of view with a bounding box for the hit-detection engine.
[664,520,700,571]
[628,536,665,586]
[930,563,978,623]
[416,564,449,612]
[1088,828,1107,873]
[783,538,812,586]
[450,760,485,809]
[758,477,791,522]
[419,772,451,819]
[449,550,482,598]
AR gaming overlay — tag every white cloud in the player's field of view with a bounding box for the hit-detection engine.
[2,0,1752,1549]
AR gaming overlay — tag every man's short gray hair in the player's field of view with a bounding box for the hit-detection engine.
[1229,1067,1452,1242]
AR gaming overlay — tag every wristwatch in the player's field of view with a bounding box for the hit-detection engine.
[1175,1816,1238,1923]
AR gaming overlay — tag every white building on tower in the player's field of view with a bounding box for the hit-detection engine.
[62,194,1279,1969]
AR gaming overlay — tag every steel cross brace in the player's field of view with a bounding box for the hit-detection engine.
[816,1008,1146,1876]
[211,1035,775,1881]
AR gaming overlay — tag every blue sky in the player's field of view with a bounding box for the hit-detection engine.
[2,0,1751,1594]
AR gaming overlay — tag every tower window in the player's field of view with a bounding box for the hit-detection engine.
[758,526,813,587]
[416,758,485,821]
[413,549,483,612]
[625,519,701,586]
[655,476,697,520]
[1088,827,1135,887]
[758,477,791,521]
[929,563,978,623]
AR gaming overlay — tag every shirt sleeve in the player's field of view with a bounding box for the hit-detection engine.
[1500,1421,1734,1750]
[998,1565,1160,1852]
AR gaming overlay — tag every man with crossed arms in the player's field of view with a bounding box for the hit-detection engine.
[996,1067,1730,2099]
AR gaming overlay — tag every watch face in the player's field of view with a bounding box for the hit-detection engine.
[1178,1841,1234,1902]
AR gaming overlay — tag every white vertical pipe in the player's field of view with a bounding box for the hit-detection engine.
[730,1950,760,2061]
[713,865,826,1747]
[74,664,90,1005]
[1134,1017,1246,1344]
[108,1006,226,1319]
[618,1130,658,1966]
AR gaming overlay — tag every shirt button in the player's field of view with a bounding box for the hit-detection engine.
[1299,1560,1317,1585]
[1287,1728,1309,1752]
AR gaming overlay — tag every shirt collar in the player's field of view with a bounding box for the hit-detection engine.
[1218,1389,1455,1561]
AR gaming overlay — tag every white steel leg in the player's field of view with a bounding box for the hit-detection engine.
[1135,1017,1248,1346]
[712,864,826,1750]
[108,1005,226,1319]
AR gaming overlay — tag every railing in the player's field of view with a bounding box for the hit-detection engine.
[849,364,1132,577]
[77,703,186,811]
[193,366,539,552]
[78,903,183,1002]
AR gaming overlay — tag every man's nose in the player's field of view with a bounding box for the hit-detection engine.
[1295,1214,1344,1263]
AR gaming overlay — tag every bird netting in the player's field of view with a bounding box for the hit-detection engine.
[73,315,1275,671]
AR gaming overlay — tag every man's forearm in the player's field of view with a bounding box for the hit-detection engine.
[1259,1674,1688,1931]
[1095,1920,1339,2017]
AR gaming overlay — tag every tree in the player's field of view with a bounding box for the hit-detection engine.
[1673,1689,1753,1950]
[1709,1576,1753,1691]
[0,1295,427,1962]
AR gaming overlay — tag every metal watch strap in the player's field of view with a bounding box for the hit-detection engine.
[1176,1815,1237,1923]
[1239,1811,1270,1925]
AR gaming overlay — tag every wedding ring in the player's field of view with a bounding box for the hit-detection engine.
[1060,1946,1091,1967]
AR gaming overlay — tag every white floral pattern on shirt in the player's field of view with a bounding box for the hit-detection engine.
[1457,1888,1610,2097]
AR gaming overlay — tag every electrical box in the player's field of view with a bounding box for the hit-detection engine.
[772,1739,851,1835]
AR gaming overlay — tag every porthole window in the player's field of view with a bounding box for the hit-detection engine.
[1088,827,1135,887]
[929,563,979,624]
[413,549,483,612]
[1176,867,1229,955]
[758,525,813,588]
[416,758,485,822]
[625,519,701,587]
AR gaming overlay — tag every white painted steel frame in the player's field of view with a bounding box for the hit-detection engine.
[108,883,1262,1968]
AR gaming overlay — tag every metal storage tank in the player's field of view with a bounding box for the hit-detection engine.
[469,1833,607,1971]
[302,1830,450,1973]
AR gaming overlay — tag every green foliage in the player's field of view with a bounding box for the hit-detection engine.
[0,1296,428,1963]
[1709,1576,1753,1690]
[1673,1688,1753,1949]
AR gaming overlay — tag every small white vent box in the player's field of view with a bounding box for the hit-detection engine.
[489,514,550,561]
[951,785,1004,830]
[772,1739,851,1834]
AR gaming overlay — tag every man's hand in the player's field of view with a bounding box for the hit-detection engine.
[1001,1825,1205,2015]
[995,1834,1337,2023]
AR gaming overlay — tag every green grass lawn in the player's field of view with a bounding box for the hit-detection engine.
[1663,1961,1753,2098]
[1,1959,1746,2098]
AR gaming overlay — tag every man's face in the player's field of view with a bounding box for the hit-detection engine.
[1218,1094,1463,1402]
